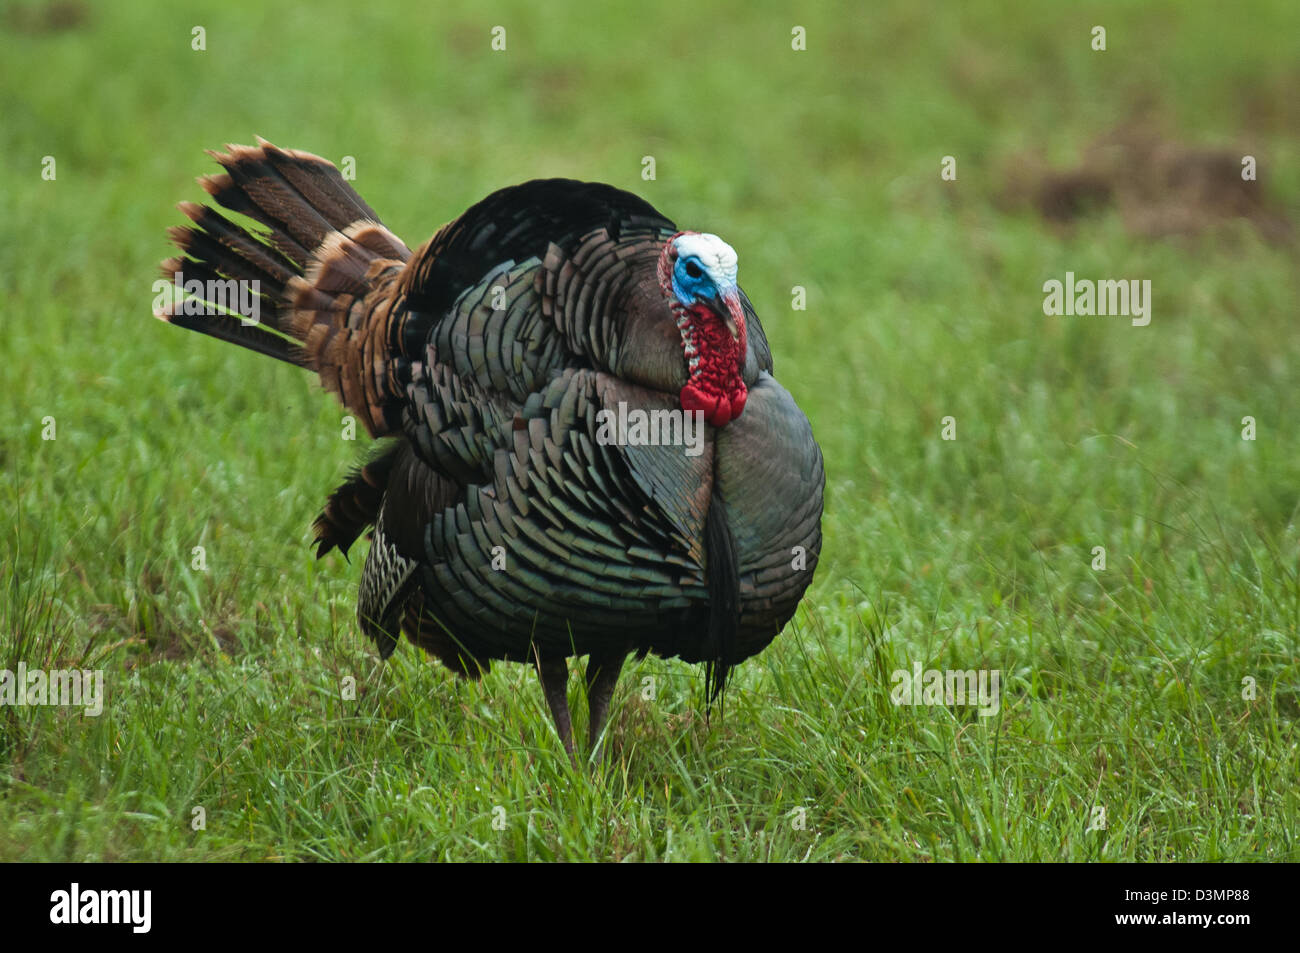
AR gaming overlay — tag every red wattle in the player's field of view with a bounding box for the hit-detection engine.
[680,382,744,427]
[709,394,731,427]
[673,302,748,427]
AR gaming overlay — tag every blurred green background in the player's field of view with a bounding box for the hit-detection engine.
[1,0,1297,860]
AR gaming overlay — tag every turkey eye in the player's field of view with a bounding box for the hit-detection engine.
[685,261,702,278]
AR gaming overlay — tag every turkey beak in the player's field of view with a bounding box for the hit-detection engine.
[712,289,744,341]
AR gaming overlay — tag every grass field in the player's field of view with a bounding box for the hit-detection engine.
[2,0,1298,861]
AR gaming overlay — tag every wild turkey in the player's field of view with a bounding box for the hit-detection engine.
[155,139,824,756]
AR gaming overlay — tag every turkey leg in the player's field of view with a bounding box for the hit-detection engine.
[535,655,575,758]
[585,648,629,756]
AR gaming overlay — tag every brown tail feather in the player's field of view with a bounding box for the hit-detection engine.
[254,138,381,232]
[198,170,313,266]
[154,255,299,365]
[176,201,298,301]
[156,138,414,437]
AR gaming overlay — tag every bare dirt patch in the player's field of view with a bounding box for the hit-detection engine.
[1001,121,1294,245]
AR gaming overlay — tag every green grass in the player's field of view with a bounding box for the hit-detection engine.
[1,0,1298,861]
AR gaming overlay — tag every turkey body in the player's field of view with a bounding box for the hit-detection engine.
[157,140,823,755]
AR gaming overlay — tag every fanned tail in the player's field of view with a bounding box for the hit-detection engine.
[155,138,412,437]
